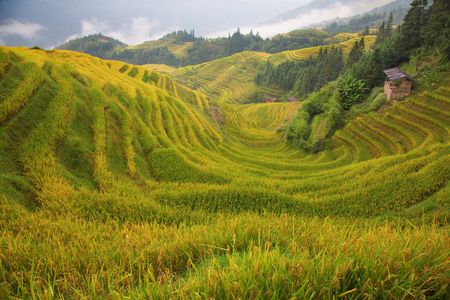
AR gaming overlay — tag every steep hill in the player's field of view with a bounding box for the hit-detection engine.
[1,46,449,298]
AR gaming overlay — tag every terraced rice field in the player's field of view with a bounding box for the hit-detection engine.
[142,63,176,75]
[269,35,375,64]
[126,37,192,59]
[1,46,449,299]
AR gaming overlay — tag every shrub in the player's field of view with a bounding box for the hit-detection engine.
[337,75,367,110]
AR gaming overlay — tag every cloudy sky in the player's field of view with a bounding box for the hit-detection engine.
[0,0,393,49]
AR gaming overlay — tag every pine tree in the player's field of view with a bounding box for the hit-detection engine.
[396,0,428,57]
[365,47,385,88]
[422,0,450,59]
[375,21,386,46]
[362,26,370,36]
[386,13,393,40]
[347,40,363,69]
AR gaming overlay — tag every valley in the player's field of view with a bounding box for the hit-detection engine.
[1,0,449,298]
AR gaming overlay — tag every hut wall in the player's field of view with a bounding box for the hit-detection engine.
[384,81,394,100]
[384,80,412,100]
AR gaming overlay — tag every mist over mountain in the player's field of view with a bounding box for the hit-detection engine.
[238,0,399,37]
[1,0,401,49]
[266,0,395,23]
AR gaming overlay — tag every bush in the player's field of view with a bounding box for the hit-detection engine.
[286,110,311,142]
[337,75,367,110]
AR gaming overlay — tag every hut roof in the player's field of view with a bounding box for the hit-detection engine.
[288,97,300,102]
[265,96,278,102]
[383,68,416,82]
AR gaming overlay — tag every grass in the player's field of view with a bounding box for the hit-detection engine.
[0,45,449,299]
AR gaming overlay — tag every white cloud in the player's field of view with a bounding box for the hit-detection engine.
[80,19,109,36]
[66,17,177,45]
[0,20,46,40]
[208,2,355,38]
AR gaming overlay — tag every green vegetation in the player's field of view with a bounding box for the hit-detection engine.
[57,33,128,59]
[255,46,345,100]
[1,1,450,298]
[337,75,368,110]
[277,0,449,149]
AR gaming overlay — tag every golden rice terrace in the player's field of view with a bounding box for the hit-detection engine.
[0,45,449,299]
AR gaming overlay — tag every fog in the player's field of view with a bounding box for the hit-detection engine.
[210,3,355,38]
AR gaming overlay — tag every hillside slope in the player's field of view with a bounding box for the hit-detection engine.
[1,46,449,298]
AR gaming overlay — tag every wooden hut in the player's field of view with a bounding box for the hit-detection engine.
[265,96,278,103]
[383,68,415,100]
[288,96,300,102]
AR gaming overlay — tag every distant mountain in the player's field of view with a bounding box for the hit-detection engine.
[263,0,399,25]
[322,0,411,34]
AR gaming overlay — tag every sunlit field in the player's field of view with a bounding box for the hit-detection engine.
[0,44,449,299]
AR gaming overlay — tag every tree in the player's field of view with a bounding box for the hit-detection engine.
[362,26,370,36]
[422,0,450,60]
[229,29,244,54]
[396,0,428,58]
[386,13,394,40]
[346,39,364,69]
[375,21,386,46]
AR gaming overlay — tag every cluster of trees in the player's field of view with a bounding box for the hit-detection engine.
[285,85,343,151]
[333,0,448,96]
[255,46,345,100]
[284,0,449,150]
[349,0,449,89]
[57,34,128,59]
[256,34,327,54]
[180,29,265,66]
